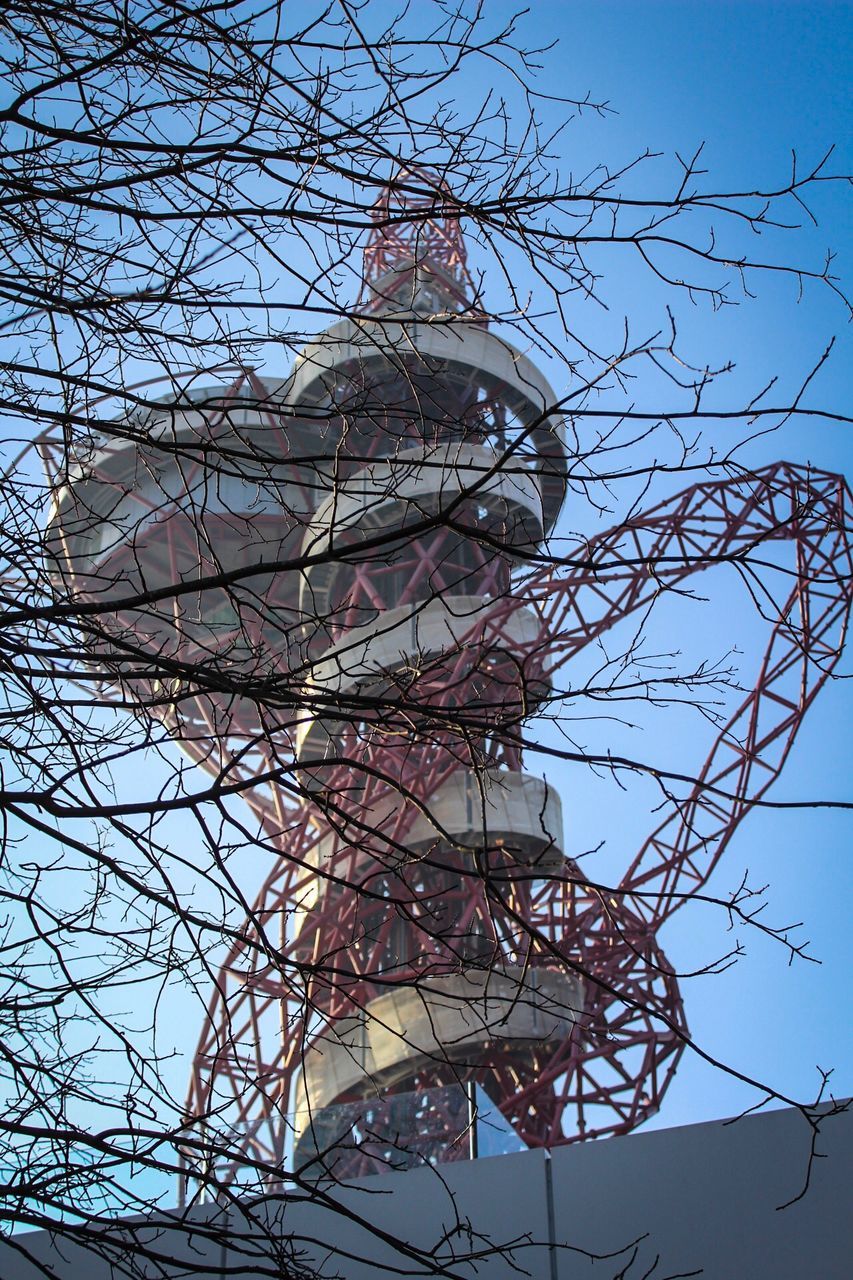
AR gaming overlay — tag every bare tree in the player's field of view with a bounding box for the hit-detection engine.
[0,2,850,1276]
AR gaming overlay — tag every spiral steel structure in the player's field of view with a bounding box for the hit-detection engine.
[41,172,853,1186]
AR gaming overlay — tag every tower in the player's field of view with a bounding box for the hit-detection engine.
[277,175,584,1173]
[41,170,852,1189]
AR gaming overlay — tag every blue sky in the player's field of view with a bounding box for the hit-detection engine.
[479,0,852,1135]
[6,3,848,1209]
[137,1,851,1148]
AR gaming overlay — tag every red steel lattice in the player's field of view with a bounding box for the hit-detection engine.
[358,166,482,316]
[36,193,853,1184]
[184,463,851,1176]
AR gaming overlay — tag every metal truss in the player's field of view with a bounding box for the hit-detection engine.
[34,184,852,1184]
[186,462,852,1175]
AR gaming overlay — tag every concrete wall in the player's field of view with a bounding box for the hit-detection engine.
[5,1103,850,1279]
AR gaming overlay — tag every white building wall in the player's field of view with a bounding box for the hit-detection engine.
[7,1104,850,1279]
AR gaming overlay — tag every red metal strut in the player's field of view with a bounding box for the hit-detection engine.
[36,177,852,1184]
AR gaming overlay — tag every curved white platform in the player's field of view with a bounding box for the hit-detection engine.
[287,320,566,516]
[294,964,584,1121]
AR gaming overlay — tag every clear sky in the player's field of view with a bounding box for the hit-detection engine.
[133,1,850,1150]
[475,0,852,1137]
[116,0,852,1158]
[10,3,848,1208]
